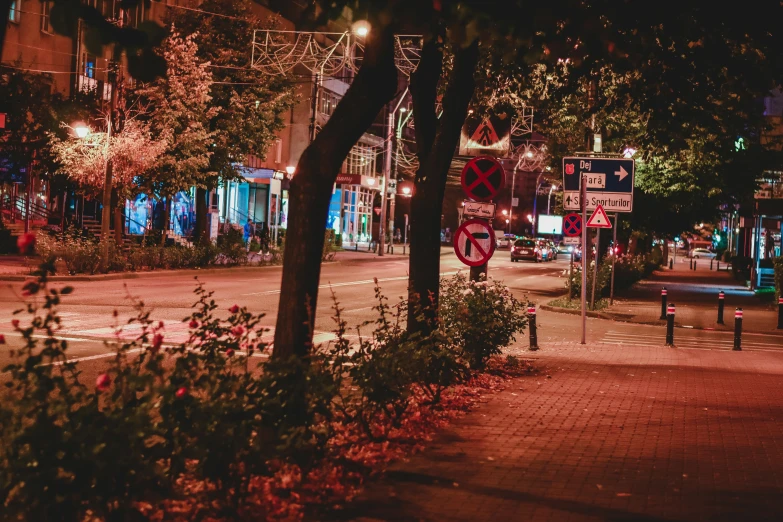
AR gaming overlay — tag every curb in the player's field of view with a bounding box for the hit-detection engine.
[0,263,291,282]
[539,303,610,320]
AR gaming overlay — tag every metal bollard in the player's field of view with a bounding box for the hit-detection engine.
[733,308,742,350]
[528,304,538,351]
[669,259,673,270]
[777,297,782,330]
[666,303,675,346]
[660,287,668,320]
[710,259,713,270]
[693,260,697,270]
[717,291,725,324]
[717,260,720,271]
[689,259,693,269]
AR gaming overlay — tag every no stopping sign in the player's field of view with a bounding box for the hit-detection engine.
[563,213,582,237]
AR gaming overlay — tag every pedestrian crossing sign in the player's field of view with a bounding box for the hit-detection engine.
[586,205,612,228]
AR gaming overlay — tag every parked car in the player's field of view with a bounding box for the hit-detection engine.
[511,238,545,262]
[571,246,583,261]
[557,241,572,254]
[496,233,516,249]
[547,240,558,260]
[689,248,717,259]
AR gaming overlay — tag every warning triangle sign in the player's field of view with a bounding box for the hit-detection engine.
[470,119,500,147]
[586,205,612,228]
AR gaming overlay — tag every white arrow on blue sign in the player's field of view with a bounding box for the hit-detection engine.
[562,156,635,213]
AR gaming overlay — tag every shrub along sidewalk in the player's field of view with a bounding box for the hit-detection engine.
[0,263,533,521]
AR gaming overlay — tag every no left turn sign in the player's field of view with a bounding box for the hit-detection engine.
[454,219,495,267]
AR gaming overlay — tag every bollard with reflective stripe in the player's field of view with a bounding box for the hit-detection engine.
[660,287,668,320]
[733,308,742,351]
[778,297,783,330]
[665,303,675,346]
[528,305,538,351]
[717,291,725,325]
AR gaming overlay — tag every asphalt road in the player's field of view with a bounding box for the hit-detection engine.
[1,249,781,375]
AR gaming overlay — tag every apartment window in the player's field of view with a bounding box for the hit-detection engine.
[9,0,20,23]
[275,139,282,164]
[319,90,341,117]
[84,55,96,79]
[41,2,53,34]
[126,3,146,28]
[343,144,376,177]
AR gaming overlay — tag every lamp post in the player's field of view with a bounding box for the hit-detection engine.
[547,183,558,214]
[379,88,408,257]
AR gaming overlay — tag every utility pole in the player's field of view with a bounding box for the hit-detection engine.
[378,108,393,256]
[379,90,408,257]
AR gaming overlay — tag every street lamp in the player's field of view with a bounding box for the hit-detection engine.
[352,20,370,37]
[73,123,90,139]
[401,186,411,196]
[285,165,296,177]
[501,209,508,216]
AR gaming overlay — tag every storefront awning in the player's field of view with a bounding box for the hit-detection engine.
[238,167,286,185]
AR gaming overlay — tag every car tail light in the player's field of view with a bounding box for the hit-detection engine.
[534,247,539,253]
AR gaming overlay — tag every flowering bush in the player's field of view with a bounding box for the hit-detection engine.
[34,227,281,274]
[0,267,533,521]
[439,273,529,369]
[563,253,661,299]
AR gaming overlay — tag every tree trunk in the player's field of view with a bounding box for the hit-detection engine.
[113,203,124,247]
[194,186,209,245]
[271,17,398,360]
[407,39,480,332]
[160,197,170,247]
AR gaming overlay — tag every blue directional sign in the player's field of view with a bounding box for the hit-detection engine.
[562,156,635,213]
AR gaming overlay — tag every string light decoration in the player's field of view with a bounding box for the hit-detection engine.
[250,30,422,77]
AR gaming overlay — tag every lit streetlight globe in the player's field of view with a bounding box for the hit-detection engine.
[73,123,90,139]
[352,20,371,37]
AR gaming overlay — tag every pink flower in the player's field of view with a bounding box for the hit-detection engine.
[226,348,235,357]
[96,373,111,391]
[229,304,239,314]
[151,333,164,352]
[11,319,19,328]
[188,320,199,329]
[16,232,36,255]
[0,334,5,344]
[231,326,244,336]
[175,387,188,398]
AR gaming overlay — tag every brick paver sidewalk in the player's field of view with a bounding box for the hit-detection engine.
[603,262,780,335]
[340,343,783,521]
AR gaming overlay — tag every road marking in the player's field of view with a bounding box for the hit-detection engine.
[601,331,783,351]
[241,271,459,296]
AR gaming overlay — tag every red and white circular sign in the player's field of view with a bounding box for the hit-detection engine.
[454,219,495,267]
[460,156,506,202]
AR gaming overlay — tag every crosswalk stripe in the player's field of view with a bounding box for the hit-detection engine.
[601,331,781,350]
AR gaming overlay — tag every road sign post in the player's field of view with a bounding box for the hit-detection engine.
[580,173,587,345]
[610,214,618,305]
[591,228,600,310]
